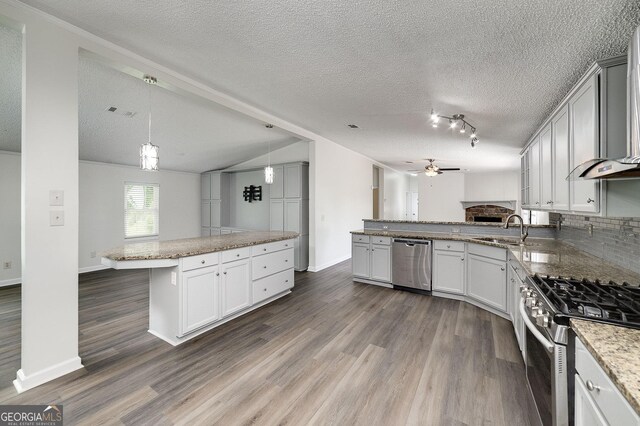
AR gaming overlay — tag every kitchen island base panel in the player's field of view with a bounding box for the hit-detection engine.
[149,290,292,346]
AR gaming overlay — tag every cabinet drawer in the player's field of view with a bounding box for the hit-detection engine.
[252,248,294,280]
[433,240,465,252]
[352,234,370,244]
[370,236,391,245]
[251,239,294,256]
[253,268,294,304]
[467,243,507,261]
[182,252,219,272]
[575,339,638,425]
[221,246,252,263]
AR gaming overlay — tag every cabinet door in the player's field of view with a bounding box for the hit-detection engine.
[529,139,541,209]
[270,200,284,231]
[221,259,251,317]
[181,266,220,334]
[201,201,211,227]
[284,200,301,233]
[284,164,301,198]
[201,227,211,237]
[270,165,284,199]
[520,153,529,207]
[370,244,391,282]
[201,173,211,200]
[570,75,600,213]
[352,243,370,278]
[210,172,221,200]
[574,374,608,426]
[467,254,507,312]
[553,105,570,210]
[540,123,553,209]
[433,250,465,294]
[210,199,221,227]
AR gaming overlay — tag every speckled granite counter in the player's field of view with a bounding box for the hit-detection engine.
[351,229,640,284]
[571,319,640,416]
[102,231,299,261]
[363,219,555,228]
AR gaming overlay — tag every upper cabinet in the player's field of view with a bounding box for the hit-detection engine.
[521,56,637,217]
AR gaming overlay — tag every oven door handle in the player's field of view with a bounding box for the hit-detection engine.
[519,299,555,353]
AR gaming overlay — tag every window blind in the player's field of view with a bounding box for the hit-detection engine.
[124,183,159,238]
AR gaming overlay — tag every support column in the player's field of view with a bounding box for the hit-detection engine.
[14,18,82,393]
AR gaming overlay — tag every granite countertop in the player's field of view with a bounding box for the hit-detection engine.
[102,231,299,261]
[351,229,640,285]
[571,319,640,416]
[362,219,555,228]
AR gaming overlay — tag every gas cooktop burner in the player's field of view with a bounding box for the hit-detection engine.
[531,275,640,329]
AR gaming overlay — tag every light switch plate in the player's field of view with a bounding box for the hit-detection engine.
[49,190,64,206]
[50,210,64,226]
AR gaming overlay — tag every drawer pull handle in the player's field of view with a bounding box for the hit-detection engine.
[264,288,267,292]
[223,271,227,275]
[447,245,451,249]
[285,259,288,262]
[586,380,600,392]
[263,266,267,269]
[264,248,267,251]
[201,260,205,264]
[236,254,240,257]
[461,258,464,261]
[587,198,595,204]
[285,280,289,283]
[216,272,220,276]
[501,267,505,271]
[285,244,289,247]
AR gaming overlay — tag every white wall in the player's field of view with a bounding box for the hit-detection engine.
[79,161,200,271]
[464,171,520,209]
[227,169,271,230]
[383,169,410,220]
[224,141,309,171]
[0,152,20,285]
[309,140,373,271]
[418,173,466,221]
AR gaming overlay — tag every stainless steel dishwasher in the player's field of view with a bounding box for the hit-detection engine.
[391,239,432,292]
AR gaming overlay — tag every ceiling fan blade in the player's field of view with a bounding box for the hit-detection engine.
[439,168,461,171]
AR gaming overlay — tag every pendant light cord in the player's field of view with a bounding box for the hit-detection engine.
[148,82,152,143]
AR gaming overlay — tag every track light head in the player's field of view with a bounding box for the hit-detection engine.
[471,137,479,148]
[430,109,438,121]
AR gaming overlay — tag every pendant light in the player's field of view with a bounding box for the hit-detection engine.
[140,75,159,171]
[264,124,274,184]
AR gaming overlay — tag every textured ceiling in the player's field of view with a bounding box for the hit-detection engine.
[9,1,640,172]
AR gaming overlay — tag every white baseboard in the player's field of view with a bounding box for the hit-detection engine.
[78,264,109,274]
[13,356,84,393]
[0,278,21,288]
[308,254,351,272]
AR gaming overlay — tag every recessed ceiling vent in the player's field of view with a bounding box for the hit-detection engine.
[105,106,137,118]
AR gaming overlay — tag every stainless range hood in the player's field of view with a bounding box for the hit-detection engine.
[576,24,640,179]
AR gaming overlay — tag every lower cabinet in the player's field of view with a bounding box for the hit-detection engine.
[221,259,251,317]
[575,374,609,426]
[351,237,391,283]
[181,265,221,334]
[466,252,507,312]
[508,261,525,353]
[432,249,465,295]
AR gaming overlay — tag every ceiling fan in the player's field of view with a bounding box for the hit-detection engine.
[409,159,461,177]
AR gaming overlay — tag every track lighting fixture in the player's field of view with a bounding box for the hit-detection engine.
[429,111,479,148]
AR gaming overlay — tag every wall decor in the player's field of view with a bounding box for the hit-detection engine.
[243,185,262,202]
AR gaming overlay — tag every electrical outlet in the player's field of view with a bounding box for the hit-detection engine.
[3,261,11,270]
[90,251,96,258]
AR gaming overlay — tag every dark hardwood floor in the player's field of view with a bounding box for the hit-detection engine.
[0,260,539,425]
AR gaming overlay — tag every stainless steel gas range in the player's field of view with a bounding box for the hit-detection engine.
[520,275,640,426]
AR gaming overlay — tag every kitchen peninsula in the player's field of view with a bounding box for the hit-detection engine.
[102,231,298,345]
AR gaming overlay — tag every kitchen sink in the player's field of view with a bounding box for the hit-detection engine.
[472,237,523,246]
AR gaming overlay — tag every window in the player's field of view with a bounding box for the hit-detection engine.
[124,183,159,239]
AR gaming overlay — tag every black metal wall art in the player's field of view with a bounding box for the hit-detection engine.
[243,185,262,202]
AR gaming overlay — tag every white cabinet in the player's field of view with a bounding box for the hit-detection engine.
[433,250,465,295]
[575,338,639,425]
[553,105,570,210]
[221,259,251,317]
[284,199,302,233]
[284,163,308,199]
[540,123,553,209]
[181,266,220,335]
[270,165,284,199]
[201,201,211,227]
[352,243,370,278]
[467,250,507,312]
[270,200,284,231]
[508,262,525,353]
[370,244,391,282]
[210,199,221,227]
[570,74,600,213]
[201,173,211,200]
[529,139,541,209]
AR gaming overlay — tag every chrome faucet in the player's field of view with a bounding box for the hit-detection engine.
[504,214,529,244]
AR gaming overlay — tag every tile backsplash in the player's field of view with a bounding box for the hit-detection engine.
[551,213,640,276]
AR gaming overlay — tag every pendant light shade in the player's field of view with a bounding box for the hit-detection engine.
[140,142,159,171]
[141,75,159,171]
[264,166,274,184]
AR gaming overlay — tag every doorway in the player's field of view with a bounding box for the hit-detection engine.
[372,166,383,219]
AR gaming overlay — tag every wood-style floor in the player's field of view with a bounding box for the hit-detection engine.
[0,260,539,425]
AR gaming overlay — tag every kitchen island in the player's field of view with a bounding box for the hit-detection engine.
[102,231,298,345]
